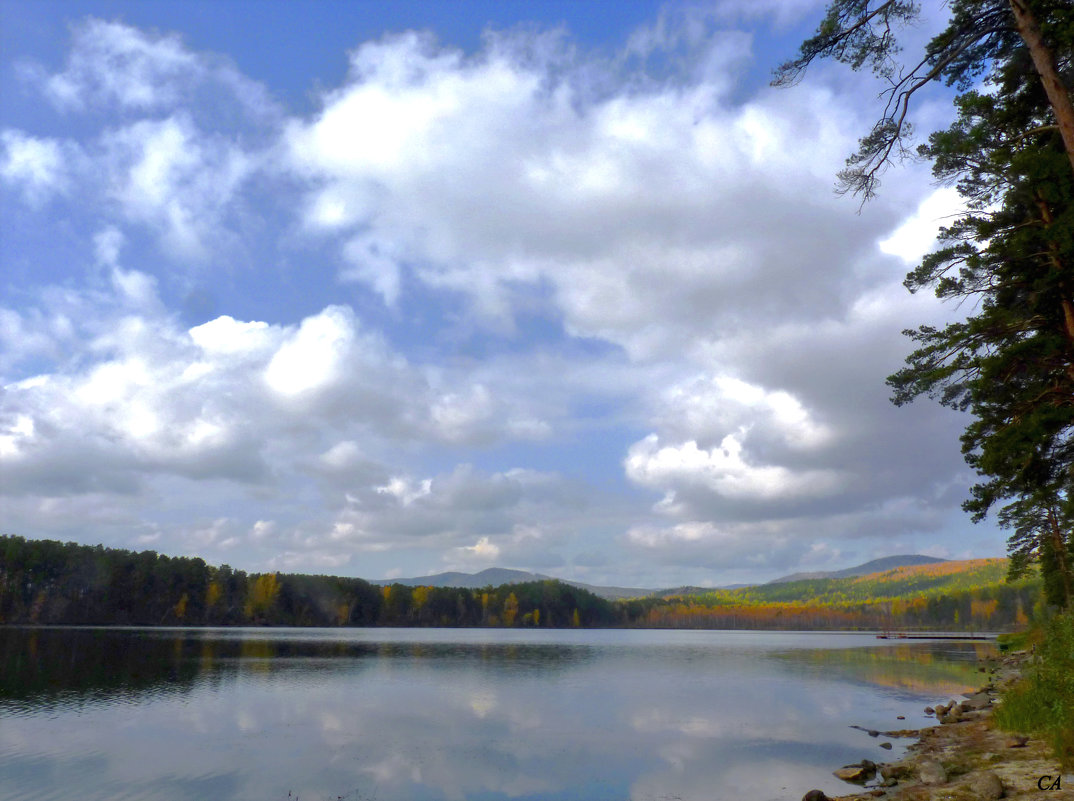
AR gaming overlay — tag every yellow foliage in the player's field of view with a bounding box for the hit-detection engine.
[412,586,429,609]
[504,592,519,626]
[971,598,998,621]
[173,592,189,620]
[206,581,222,609]
[245,573,281,619]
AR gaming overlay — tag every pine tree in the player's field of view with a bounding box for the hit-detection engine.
[781,0,1074,607]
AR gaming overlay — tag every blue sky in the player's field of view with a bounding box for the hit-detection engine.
[0,0,1001,587]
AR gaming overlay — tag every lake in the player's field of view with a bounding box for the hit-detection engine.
[0,627,996,801]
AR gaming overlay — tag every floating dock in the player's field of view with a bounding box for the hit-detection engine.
[876,633,992,640]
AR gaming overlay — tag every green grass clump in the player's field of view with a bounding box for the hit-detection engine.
[995,612,1074,768]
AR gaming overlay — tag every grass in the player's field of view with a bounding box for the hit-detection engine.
[995,611,1074,768]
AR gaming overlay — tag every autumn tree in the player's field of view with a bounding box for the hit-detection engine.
[245,573,281,621]
[503,592,519,626]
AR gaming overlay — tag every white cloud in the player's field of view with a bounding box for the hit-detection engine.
[0,130,73,204]
[189,316,274,357]
[42,18,198,110]
[0,9,1001,583]
[102,115,254,259]
[454,535,501,562]
[625,432,843,507]
[264,306,355,398]
[878,186,964,264]
[283,27,901,363]
[376,476,433,507]
[35,18,274,117]
[93,226,125,267]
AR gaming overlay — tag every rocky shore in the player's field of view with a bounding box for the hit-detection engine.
[802,651,1071,801]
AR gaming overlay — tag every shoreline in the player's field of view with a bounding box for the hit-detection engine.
[812,650,1068,801]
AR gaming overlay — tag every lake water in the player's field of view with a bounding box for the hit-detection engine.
[0,627,996,801]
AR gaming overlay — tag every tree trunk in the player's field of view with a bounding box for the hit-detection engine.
[1046,506,1073,608]
[1008,0,1074,177]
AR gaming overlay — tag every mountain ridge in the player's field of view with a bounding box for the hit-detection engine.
[369,554,952,600]
[765,554,947,584]
[370,568,651,601]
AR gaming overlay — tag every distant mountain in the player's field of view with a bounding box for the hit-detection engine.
[370,567,653,600]
[766,554,947,585]
[370,567,547,588]
[368,555,950,600]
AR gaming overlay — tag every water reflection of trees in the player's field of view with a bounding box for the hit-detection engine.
[0,629,370,710]
[774,643,998,695]
[0,629,598,711]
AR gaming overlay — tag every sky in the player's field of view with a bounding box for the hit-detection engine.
[0,0,1001,588]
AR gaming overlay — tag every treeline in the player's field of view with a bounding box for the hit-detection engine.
[732,559,1012,605]
[616,559,1042,630]
[620,579,1041,631]
[619,585,1039,630]
[0,535,616,628]
[0,535,1045,630]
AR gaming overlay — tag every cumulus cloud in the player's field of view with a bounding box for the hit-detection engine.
[320,465,587,563]
[283,25,925,363]
[3,19,279,266]
[100,115,255,259]
[1,7,1001,582]
[0,275,544,504]
[626,433,844,508]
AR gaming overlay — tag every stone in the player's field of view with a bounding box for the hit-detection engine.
[880,763,909,780]
[801,791,831,801]
[939,711,961,724]
[962,693,992,710]
[880,741,893,750]
[1005,735,1029,748]
[918,758,948,785]
[965,770,1004,799]
[867,729,879,737]
[924,706,935,715]
[834,766,868,782]
[834,761,876,783]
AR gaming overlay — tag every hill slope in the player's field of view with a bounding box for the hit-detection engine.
[742,558,1008,604]
[625,558,1039,631]
[767,554,946,584]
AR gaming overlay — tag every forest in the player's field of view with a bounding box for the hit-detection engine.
[624,559,1041,631]
[0,534,617,628]
[0,534,1044,631]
